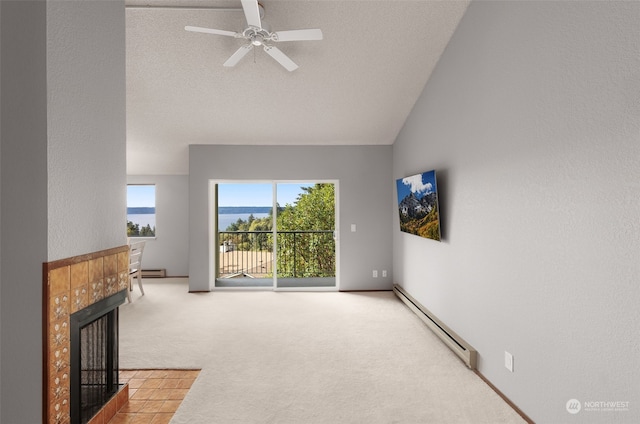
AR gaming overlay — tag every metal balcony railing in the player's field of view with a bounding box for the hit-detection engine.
[218,230,335,279]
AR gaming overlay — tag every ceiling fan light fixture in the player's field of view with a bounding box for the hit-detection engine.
[185,0,322,71]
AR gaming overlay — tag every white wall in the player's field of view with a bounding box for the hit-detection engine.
[0,2,3,418]
[393,2,640,423]
[1,1,126,422]
[1,2,49,422]
[189,145,393,292]
[47,0,127,259]
[128,175,189,276]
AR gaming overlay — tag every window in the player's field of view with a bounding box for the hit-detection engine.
[127,185,156,237]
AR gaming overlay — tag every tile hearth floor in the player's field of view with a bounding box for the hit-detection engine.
[107,369,201,424]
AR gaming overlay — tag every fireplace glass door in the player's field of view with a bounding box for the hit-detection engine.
[79,312,117,422]
[70,291,124,424]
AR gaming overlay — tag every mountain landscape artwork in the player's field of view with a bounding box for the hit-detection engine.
[396,170,441,241]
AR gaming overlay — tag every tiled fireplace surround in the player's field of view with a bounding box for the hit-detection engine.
[44,245,131,424]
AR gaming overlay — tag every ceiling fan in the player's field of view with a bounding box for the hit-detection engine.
[185,0,323,71]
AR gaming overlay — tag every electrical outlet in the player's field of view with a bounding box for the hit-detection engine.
[382,270,387,277]
[372,270,378,278]
[505,351,514,372]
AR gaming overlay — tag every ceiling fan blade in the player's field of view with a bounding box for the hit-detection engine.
[241,0,262,28]
[274,29,323,42]
[185,26,238,37]
[223,45,253,67]
[263,46,298,72]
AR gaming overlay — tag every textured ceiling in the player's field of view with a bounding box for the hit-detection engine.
[126,0,470,174]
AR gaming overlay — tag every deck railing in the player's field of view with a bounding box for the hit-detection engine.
[218,230,335,279]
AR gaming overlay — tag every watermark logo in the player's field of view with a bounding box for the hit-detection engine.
[566,399,581,414]
[566,399,630,414]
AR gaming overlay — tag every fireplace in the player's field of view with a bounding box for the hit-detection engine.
[44,246,130,424]
[70,291,125,423]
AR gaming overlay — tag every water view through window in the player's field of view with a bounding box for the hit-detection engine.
[127,185,156,237]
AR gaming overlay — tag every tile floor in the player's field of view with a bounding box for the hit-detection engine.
[107,369,201,424]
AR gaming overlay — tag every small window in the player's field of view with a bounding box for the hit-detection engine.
[127,185,156,237]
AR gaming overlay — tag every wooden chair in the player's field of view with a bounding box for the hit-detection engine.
[128,240,146,302]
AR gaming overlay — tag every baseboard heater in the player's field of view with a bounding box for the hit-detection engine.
[393,284,477,370]
[141,269,166,278]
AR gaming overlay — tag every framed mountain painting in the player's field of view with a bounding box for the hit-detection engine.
[396,170,441,241]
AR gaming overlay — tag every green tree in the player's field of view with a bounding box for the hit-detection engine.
[127,221,140,236]
[127,221,155,237]
[276,184,335,278]
[140,224,156,237]
[221,215,272,251]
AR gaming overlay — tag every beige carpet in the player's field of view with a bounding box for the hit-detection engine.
[119,279,525,424]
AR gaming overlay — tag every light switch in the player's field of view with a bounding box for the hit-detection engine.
[505,351,514,372]
[351,224,357,232]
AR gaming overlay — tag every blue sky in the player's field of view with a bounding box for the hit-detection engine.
[127,183,313,208]
[218,183,312,207]
[396,170,437,203]
[127,185,156,207]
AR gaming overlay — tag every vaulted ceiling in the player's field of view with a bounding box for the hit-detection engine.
[125,0,470,174]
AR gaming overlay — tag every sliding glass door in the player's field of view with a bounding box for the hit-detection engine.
[216,182,273,288]
[275,183,336,288]
[213,181,337,290]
